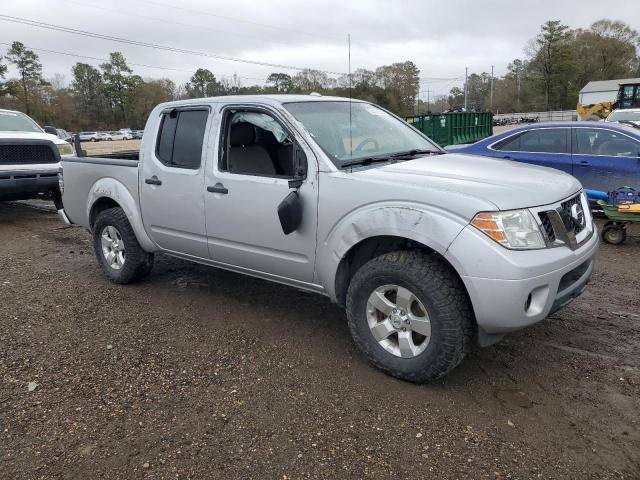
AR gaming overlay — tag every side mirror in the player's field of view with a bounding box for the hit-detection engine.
[44,126,58,136]
[288,144,307,189]
[278,191,303,235]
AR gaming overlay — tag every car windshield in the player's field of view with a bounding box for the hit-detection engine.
[607,111,640,122]
[0,110,43,133]
[283,101,440,167]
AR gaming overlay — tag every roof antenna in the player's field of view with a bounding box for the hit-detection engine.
[348,33,352,159]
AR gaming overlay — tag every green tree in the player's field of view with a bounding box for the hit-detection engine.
[573,20,639,89]
[375,61,420,115]
[4,41,45,114]
[527,20,575,110]
[266,73,293,93]
[185,68,223,98]
[71,63,107,129]
[101,52,135,123]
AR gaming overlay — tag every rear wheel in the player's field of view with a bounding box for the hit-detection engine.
[93,207,154,283]
[346,250,474,382]
[602,224,626,245]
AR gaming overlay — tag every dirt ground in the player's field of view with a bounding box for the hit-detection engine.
[1,201,639,479]
[80,139,141,156]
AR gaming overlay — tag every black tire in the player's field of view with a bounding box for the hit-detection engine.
[346,250,474,383]
[93,207,154,284]
[602,224,626,245]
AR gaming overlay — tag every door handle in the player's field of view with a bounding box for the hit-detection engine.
[145,176,162,185]
[207,183,228,194]
[502,155,512,160]
[578,160,591,166]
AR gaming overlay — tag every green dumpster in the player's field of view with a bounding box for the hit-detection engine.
[406,112,493,147]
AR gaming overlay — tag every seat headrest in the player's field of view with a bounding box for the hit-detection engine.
[230,122,255,147]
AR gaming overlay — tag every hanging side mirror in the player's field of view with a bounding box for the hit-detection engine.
[278,191,303,235]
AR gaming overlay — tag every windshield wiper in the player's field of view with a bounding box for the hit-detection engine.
[389,148,444,158]
[618,120,640,129]
[340,156,394,169]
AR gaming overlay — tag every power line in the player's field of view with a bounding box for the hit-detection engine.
[61,0,344,55]
[133,0,439,58]
[0,41,269,82]
[136,0,343,43]
[0,14,346,75]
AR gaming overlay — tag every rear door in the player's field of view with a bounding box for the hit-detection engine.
[572,126,640,192]
[139,106,211,258]
[489,127,572,174]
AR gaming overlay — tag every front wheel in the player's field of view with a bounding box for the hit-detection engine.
[346,250,474,382]
[93,207,154,283]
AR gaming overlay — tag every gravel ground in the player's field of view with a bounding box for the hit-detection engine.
[1,201,639,479]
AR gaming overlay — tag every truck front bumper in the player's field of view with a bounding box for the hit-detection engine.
[0,167,60,200]
[445,224,598,343]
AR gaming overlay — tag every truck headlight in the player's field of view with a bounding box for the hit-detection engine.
[471,209,545,249]
[56,143,74,156]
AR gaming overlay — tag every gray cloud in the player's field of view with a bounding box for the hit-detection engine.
[1,0,639,96]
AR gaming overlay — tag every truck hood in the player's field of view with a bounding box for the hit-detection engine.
[357,153,581,211]
[0,131,65,145]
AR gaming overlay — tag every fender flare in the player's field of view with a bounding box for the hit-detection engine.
[316,202,469,300]
[86,177,158,252]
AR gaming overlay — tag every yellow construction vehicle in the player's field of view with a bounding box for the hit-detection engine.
[577,79,640,120]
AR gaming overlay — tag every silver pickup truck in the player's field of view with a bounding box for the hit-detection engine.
[58,94,598,382]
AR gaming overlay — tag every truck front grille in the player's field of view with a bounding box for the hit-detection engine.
[535,193,591,250]
[538,212,556,243]
[0,144,58,165]
[558,195,586,235]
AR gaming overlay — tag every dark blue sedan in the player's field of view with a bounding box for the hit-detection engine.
[452,122,640,193]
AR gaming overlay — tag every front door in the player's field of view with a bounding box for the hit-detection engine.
[140,107,211,258]
[204,106,318,283]
[572,127,640,192]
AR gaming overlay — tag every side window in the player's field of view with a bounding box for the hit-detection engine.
[155,109,208,169]
[493,132,523,151]
[576,128,640,157]
[220,109,299,178]
[495,129,568,153]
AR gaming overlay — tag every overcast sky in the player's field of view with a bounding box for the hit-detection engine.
[1,0,639,97]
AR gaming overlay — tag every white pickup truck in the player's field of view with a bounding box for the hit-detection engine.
[1,108,74,202]
[58,95,598,382]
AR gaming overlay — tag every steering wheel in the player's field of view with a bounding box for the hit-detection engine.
[353,137,379,153]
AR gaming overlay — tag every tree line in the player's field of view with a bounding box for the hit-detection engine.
[443,19,640,114]
[0,18,638,130]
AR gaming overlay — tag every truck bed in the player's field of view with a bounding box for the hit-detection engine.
[61,154,140,229]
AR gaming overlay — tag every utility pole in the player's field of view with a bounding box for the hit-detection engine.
[427,87,430,113]
[464,67,468,111]
[516,70,521,112]
[490,65,494,111]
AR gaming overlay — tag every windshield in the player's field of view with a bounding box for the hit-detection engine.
[283,101,440,167]
[0,110,43,133]
[607,111,640,123]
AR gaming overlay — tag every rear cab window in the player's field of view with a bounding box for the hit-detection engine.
[155,108,209,169]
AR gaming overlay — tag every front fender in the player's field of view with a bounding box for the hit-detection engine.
[87,177,158,252]
[316,202,469,300]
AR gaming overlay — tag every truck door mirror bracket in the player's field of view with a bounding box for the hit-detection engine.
[288,144,307,190]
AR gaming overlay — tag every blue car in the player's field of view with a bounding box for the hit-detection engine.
[453,121,640,193]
